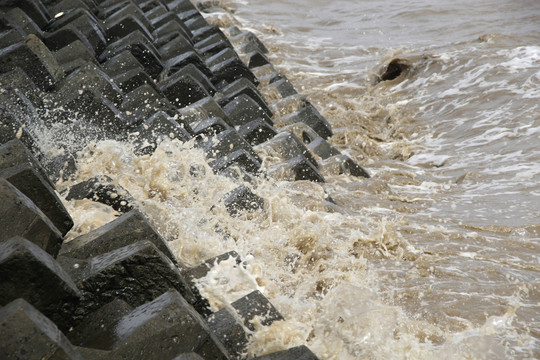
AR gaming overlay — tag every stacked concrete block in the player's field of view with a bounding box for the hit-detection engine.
[0,0,373,357]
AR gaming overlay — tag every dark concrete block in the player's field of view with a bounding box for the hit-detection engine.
[105,14,153,43]
[279,104,333,139]
[222,185,264,217]
[0,36,64,91]
[114,67,159,93]
[167,0,199,13]
[183,251,242,284]
[306,137,341,159]
[210,56,259,87]
[247,50,271,69]
[0,106,41,154]
[184,13,208,31]
[231,31,269,54]
[0,237,81,329]
[230,290,284,330]
[150,11,193,39]
[250,345,319,360]
[99,31,163,79]
[102,49,145,78]
[207,290,284,358]
[1,0,51,29]
[195,32,232,52]
[54,39,97,68]
[58,209,178,265]
[172,353,205,360]
[196,38,230,59]
[205,47,238,68]
[193,117,231,137]
[165,62,216,95]
[0,138,54,190]
[0,179,63,256]
[69,298,134,350]
[223,94,272,127]
[164,50,213,80]
[238,118,277,146]
[131,110,193,154]
[199,128,260,163]
[158,30,195,60]
[189,96,231,124]
[284,155,325,183]
[323,154,370,178]
[159,71,210,108]
[260,131,318,166]
[0,298,84,360]
[65,175,135,213]
[219,78,272,118]
[264,77,297,98]
[144,4,168,21]
[57,62,123,106]
[209,149,262,176]
[72,241,199,317]
[1,164,73,236]
[4,7,43,37]
[44,9,107,54]
[111,290,229,359]
[102,2,153,36]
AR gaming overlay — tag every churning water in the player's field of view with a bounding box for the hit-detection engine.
[57,0,540,359]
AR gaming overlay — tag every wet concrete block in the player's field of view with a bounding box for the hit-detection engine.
[48,0,96,15]
[189,96,231,124]
[59,209,178,265]
[323,154,370,178]
[0,164,74,236]
[247,50,271,69]
[230,290,284,330]
[167,0,199,13]
[157,29,194,59]
[0,179,63,256]
[279,104,333,139]
[0,106,41,153]
[54,39,97,69]
[222,185,265,217]
[173,353,205,360]
[210,56,259,87]
[0,36,64,91]
[195,32,232,52]
[0,138,53,187]
[165,50,213,80]
[160,72,211,108]
[132,110,193,154]
[219,78,272,117]
[0,237,81,328]
[205,47,238,68]
[223,94,273,127]
[103,2,153,35]
[102,49,145,78]
[199,128,260,162]
[206,307,248,359]
[105,14,153,43]
[238,118,278,146]
[306,136,341,159]
[144,4,169,21]
[232,31,269,55]
[0,298,84,360]
[196,38,231,59]
[69,298,134,350]
[265,77,297,98]
[150,11,193,39]
[285,155,325,183]
[114,67,158,93]
[165,62,216,95]
[72,240,199,317]
[57,62,123,106]
[2,0,51,29]
[65,175,135,213]
[184,13,208,31]
[99,31,163,79]
[193,117,231,137]
[250,345,319,360]
[209,149,262,176]
[4,7,43,37]
[111,290,229,359]
[121,82,165,112]
[261,131,319,166]
[44,9,107,54]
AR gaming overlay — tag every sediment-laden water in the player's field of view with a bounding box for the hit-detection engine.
[55,1,539,359]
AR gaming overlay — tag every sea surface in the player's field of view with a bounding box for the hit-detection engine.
[56,0,539,359]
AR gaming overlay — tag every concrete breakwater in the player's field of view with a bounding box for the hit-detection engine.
[0,0,370,358]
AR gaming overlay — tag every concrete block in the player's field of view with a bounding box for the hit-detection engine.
[238,118,277,146]
[222,185,264,217]
[222,94,272,127]
[278,104,333,139]
[0,237,81,329]
[0,298,84,360]
[250,345,318,360]
[65,175,135,213]
[111,290,229,359]
[231,31,269,54]
[199,128,260,163]
[1,164,73,236]
[306,137,341,159]
[210,56,259,87]
[209,149,262,176]
[160,71,210,108]
[193,117,230,137]
[59,209,178,265]
[246,50,271,69]
[0,179,64,256]
[322,154,370,178]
